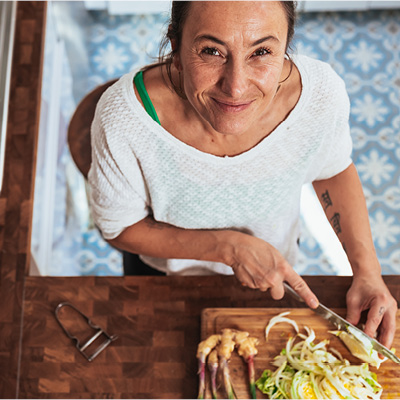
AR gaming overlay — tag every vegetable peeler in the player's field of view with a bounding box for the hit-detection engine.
[55,302,118,362]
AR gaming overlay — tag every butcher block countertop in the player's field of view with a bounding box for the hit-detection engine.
[16,275,400,398]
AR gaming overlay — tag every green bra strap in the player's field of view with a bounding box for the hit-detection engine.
[134,70,161,125]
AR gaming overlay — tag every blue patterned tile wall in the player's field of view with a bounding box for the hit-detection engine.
[87,12,168,90]
[294,10,400,275]
[57,7,399,276]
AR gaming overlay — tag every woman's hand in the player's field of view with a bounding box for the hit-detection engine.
[346,274,398,349]
[227,233,319,309]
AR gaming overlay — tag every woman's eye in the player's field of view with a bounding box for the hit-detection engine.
[201,47,221,57]
[253,48,272,57]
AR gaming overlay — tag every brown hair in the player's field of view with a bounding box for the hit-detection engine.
[157,1,297,96]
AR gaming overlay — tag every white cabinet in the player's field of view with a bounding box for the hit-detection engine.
[369,0,400,8]
[300,1,400,12]
[84,0,400,15]
[84,1,171,15]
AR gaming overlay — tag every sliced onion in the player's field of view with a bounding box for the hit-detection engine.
[265,311,299,340]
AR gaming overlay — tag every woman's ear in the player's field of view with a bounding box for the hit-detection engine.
[170,36,177,52]
[170,38,182,71]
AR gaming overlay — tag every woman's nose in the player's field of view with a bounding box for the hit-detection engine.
[220,60,248,99]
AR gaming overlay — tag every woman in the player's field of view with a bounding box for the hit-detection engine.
[88,1,397,348]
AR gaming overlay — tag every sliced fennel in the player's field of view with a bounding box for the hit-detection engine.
[257,312,383,399]
[265,311,299,340]
[330,327,386,369]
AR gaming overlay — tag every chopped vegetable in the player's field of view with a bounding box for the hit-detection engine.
[257,313,383,399]
[265,311,299,340]
[330,327,386,368]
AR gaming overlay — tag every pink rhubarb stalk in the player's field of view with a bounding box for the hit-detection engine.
[197,357,206,399]
[247,355,256,399]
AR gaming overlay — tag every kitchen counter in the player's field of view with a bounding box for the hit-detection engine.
[17,275,400,398]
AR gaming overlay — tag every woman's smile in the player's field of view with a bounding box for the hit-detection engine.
[211,98,255,113]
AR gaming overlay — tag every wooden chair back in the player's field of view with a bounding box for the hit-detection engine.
[68,79,118,178]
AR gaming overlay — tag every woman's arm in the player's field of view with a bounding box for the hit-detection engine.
[108,216,319,308]
[313,163,397,348]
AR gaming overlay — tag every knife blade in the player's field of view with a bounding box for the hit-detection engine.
[283,282,400,364]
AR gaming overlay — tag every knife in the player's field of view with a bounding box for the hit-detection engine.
[283,282,400,364]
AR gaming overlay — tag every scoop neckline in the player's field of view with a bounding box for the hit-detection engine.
[125,54,309,165]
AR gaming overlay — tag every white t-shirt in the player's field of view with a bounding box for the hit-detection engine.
[88,54,353,275]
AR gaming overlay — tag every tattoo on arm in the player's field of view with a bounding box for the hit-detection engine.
[330,212,342,235]
[321,190,333,211]
[319,189,343,236]
[319,189,342,235]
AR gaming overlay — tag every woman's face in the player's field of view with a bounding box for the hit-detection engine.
[176,1,289,136]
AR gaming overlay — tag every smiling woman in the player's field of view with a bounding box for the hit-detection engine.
[87,1,397,350]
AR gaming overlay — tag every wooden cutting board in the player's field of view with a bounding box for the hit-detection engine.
[201,308,400,399]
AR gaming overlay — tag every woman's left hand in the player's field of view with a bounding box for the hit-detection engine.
[345,274,398,349]
[313,165,398,348]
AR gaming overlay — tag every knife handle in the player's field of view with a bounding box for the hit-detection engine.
[283,282,305,303]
